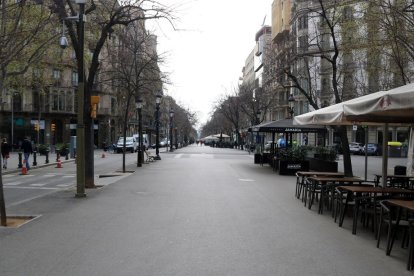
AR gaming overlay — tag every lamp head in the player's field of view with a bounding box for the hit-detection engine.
[156,91,162,104]
[59,36,69,49]
[288,93,295,104]
[136,98,143,109]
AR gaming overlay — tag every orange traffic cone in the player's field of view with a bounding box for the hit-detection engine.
[21,160,27,175]
[56,159,62,168]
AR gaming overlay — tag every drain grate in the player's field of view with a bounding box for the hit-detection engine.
[99,174,122,178]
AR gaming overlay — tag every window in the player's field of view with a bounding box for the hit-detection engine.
[66,91,73,112]
[52,90,59,111]
[72,71,78,86]
[343,6,353,21]
[298,15,308,30]
[53,69,61,79]
[58,91,65,111]
[51,89,74,112]
[298,35,308,50]
[111,97,117,114]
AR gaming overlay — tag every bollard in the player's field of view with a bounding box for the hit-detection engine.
[56,149,60,162]
[65,151,69,160]
[18,152,23,168]
[32,150,37,166]
[45,150,49,164]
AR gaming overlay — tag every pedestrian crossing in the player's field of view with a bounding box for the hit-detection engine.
[2,172,76,189]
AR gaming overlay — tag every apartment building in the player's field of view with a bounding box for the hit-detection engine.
[278,0,411,145]
[0,2,161,150]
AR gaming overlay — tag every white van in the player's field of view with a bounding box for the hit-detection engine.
[116,137,137,153]
[133,134,150,150]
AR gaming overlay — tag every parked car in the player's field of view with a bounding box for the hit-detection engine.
[116,137,137,153]
[264,141,276,152]
[362,143,382,156]
[159,138,169,147]
[349,142,364,155]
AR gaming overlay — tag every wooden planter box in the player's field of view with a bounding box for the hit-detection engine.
[254,153,261,164]
[279,160,309,175]
[309,158,338,172]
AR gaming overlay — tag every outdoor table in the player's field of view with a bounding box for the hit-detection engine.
[384,199,414,267]
[306,176,362,214]
[374,174,414,189]
[339,186,414,235]
[295,171,344,199]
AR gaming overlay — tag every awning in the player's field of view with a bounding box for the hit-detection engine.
[293,82,414,185]
[249,118,327,133]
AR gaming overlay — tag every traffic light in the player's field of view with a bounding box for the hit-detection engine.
[51,123,56,132]
[90,96,100,118]
[34,122,39,131]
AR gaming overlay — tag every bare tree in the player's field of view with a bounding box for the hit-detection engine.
[0,1,55,226]
[108,21,164,172]
[280,0,361,176]
[51,0,175,187]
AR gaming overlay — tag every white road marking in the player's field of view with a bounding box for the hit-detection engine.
[4,186,58,190]
[174,154,183,159]
[62,175,75,178]
[56,184,71,187]
[239,179,255,182]
[30,183,46,187]
[4,181,22,186]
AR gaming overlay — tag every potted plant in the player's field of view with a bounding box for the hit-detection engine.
[37,144,49,155]
[309,146,338,172]
[55,143,69,156]
[277,146,309,175]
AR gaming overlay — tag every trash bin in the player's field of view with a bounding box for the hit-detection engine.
[388,141,402,157]
[394,165,406,175]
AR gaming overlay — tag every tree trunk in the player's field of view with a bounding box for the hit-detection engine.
[0,70,7,226]
[338,125,353,177]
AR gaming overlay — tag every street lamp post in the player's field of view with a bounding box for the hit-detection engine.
[10,94,14,151]
[288,93,295,118]
[288,93,295,147]
[154,93,162,160]
[59,0,86,197]
[169,108,174,152]
[174,127,178,149]
[255,110,261,149]
[136,98,143,167]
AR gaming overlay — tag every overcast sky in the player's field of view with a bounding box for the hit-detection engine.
[147,0,273,128]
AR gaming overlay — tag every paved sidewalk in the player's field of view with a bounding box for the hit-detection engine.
[0,145,413,275]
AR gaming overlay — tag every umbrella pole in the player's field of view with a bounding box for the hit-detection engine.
[365,126,368,181]
[382,123,389,187]
[407,126,414,176]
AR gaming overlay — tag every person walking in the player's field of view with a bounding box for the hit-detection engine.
[1,138,10,169]
[22,137,33,170]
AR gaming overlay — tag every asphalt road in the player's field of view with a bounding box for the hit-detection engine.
[0,145,412,275]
